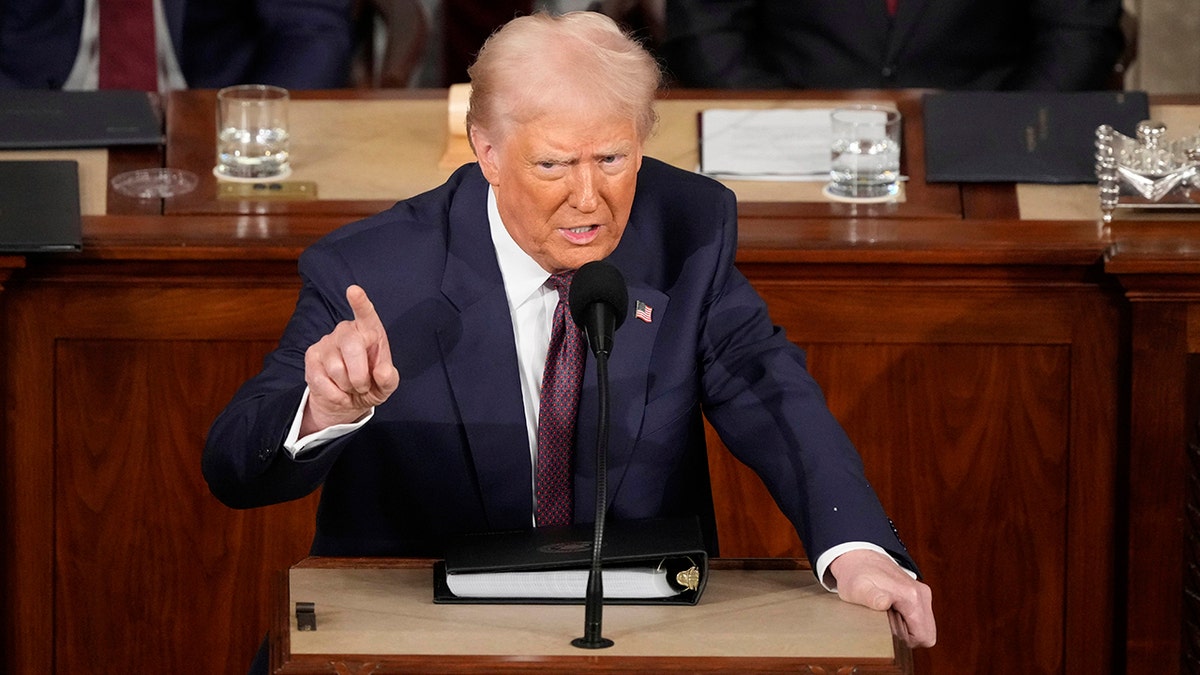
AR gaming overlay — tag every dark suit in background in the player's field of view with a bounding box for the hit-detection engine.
[441,0,531,86]
[0,0,353,89]
[202,157,916,573]
[661,0,1125,90]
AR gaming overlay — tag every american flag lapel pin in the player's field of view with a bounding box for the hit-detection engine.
[635,300,653,323]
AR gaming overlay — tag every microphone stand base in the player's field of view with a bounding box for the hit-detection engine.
[571,636,615,650]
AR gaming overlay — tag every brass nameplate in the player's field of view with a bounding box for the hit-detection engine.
[218,181,317,201]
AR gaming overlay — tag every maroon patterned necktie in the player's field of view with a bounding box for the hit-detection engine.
[99,0,159,91]
[535,272,584,527]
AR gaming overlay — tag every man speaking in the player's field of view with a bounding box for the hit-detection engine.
[202,11,936,665]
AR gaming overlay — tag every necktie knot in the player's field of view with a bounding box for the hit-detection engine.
[547,271,574,296]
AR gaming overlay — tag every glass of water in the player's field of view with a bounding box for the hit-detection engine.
[215,84,291,181]
[827,105,901,201]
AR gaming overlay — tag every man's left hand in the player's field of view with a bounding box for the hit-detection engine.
[829,548,936,648]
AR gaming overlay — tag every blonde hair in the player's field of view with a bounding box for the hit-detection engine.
[465,11,662,146]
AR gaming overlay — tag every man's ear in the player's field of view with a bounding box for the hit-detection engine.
[470,126,501,185]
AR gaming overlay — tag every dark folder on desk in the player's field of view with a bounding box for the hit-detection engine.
[0,90,161,149]
[434,517,709,605]
[0,161,82,252]
[923,91,1149,183]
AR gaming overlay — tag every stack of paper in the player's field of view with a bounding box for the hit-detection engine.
[698,108,833,181]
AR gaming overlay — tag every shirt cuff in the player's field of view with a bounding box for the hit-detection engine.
[814,541,917,592]
[283,386,374,458]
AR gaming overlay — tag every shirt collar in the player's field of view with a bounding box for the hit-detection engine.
[488,185,553,312]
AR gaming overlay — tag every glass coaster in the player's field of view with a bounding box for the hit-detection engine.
[213,165,293,183]
[111,168,198,199]
[821,183,900,204]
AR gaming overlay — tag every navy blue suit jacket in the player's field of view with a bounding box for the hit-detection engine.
[662,0,1124,90]
[0,0,352,89]
[203,158,915,574]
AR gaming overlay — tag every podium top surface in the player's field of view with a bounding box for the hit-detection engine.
[280,559,908,672]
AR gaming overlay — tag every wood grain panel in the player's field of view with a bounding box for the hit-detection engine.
[708,343,1072,675]
[1186,356,1200,673]
[1125,301,1189,672]
[3,216,1124,674]
[823,343,1070,674]
[753,279,1082,345]
[53,339,318,674]
[3,277,319,675]
[706,269,1121,675]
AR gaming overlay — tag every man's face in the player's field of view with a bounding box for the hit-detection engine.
[471,107,644,273]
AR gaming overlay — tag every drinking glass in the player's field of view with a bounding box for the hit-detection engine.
[215,84,291,181]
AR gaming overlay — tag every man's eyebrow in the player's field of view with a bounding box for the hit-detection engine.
[593,144,634,158]
[529,151,574,164]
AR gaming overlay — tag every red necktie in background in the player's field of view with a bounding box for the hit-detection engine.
[535,272,584,527]
[886,0,898,15]
[99,0,158,90]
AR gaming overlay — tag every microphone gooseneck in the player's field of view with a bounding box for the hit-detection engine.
[568,260,628,650]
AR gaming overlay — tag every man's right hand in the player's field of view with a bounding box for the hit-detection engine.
[300,285,400,436]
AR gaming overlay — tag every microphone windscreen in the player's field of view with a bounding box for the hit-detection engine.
[569,260,628,330]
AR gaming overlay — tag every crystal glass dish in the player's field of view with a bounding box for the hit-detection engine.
[111,168,198,199]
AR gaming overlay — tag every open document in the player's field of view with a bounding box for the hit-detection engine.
[698,108,833,181]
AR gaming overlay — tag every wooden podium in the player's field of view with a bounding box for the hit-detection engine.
[271,558,912,674]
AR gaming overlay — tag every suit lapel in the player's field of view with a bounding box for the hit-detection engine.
[573,279,667,517]
[438,170,533,531]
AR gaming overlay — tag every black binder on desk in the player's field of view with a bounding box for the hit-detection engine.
[923,90,1149,183]
[434,517,709,605]
[0,160,82,252]
[0,90,161,149]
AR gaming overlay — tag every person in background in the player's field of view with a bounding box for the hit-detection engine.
[660,0,1125,90]
[0,0,354,91]
[202,11,935,672]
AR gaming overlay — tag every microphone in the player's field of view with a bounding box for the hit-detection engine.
[567,260,628,650]
[569,260,628,358]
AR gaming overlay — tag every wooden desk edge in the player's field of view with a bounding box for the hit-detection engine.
[270,557,911,675]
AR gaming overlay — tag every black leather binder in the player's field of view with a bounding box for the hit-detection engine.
[433,517,709,605]
[0,160,82,252]
[0,90,161,149]
[923,90,1150,183]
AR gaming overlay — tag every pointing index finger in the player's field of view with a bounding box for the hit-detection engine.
[346,285,383,331]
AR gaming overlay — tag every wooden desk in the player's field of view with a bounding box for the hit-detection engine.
[2,90,1198,675]
[0,145,164,217]
[162,88,962,220]
[0,90,166,217]
[1104,221,1200,674]
[274,558,911,674]
[0,214,1119,675]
